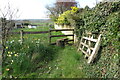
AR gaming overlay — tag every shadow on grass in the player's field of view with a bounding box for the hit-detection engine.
[32,44,62,64]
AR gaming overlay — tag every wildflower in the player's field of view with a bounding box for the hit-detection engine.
[6,47,8,49]
[10,52,12,54]
[56,67,59,70]
[14,54,18,57]
[18,40,21,42]
[8,55,11,57]
[11,60,13,62]
[49,67,51,69]
[6,68,10,71]
[8,52,11,54]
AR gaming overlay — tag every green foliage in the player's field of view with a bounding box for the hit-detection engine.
[72,1,120,78]
[55,7,79,25]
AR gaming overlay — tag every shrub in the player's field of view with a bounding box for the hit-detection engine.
[55,7,79,25]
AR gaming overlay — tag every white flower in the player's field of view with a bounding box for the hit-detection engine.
[11,60,13,62]
[56,67,59,70]
[10,52,12,54]
[18,40,21,42]
[8,55,11,57]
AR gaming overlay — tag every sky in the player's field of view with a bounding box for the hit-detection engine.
[0,0,102,19]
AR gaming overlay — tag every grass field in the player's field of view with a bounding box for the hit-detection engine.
[2,24,86,78]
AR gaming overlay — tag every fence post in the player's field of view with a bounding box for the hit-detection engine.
[20,30,24,44]
[49,29,51,44]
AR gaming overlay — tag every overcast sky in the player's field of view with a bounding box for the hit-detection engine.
[0,0,102,19]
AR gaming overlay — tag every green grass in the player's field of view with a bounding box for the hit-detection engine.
[42,46,86,78]
[3,23,119,78]
[3,24,86,78]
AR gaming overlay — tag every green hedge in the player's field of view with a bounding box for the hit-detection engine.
[54,1,120,78]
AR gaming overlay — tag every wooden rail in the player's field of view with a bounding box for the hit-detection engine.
[49,29,74,44]
[78,32,102,64]
[10,31,49,34]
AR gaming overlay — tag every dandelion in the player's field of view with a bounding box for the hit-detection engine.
[6,68,10,71]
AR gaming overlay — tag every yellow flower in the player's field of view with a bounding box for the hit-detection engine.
[14,54,18,57]
[8,52,11,54]
[6,47,8,49]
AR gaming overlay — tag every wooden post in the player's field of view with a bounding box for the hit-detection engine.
[73,29,74,44]
[20,30,24,44]
[49,29,51,44]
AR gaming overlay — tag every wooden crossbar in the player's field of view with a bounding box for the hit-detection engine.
[78,32,102,64]
[83,37,97,42]
[50,34,74,37]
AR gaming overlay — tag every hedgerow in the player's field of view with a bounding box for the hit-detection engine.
[55,1,120,78]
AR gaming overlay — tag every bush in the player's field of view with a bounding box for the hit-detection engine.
[55,7,79,25]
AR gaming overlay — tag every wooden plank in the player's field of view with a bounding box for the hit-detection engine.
[87,34,102,64]
[10,31,49,34]
[77,36,83,51]
[83,37,97,42]
[79,48,90,57]
[50,34,74,37]
[50,29,74,32]
[24,31,49,34]
[81,42,94,50]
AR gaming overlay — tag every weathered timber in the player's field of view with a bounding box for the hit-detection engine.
[10,31,49,34]
[87,34,102,64]
[50,34,74,38]
[50,29,74,31]
[78,32,102,64]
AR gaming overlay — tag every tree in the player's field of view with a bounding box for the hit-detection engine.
[0,2,19,54]
[46,0,78,21]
